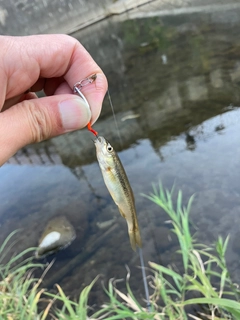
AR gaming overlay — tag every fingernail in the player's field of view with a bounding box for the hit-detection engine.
[58,98,91,132]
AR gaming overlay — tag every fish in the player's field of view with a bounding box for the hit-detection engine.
[94,136,142,251]
[121,113,140,121]
[96,217,117,229]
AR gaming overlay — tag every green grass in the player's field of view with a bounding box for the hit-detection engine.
[0,231,47,320]
[0,184,240,319]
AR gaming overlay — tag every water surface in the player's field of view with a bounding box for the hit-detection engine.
[1,4,240,308]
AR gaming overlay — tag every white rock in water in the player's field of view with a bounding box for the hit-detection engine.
[39,231,61,248]
[35,216,76,258]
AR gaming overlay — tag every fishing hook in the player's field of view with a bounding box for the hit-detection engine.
[73,74,98,136]
[74,73,97,89]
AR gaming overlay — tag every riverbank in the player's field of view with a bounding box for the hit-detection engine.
[1,0,239,36]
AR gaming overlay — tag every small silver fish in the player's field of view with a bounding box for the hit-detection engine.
[121,114,140,121]
[94,136,142,251]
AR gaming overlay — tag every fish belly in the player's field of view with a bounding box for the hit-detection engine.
[101,167,142,250]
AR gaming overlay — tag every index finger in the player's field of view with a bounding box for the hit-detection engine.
[0,34,108,123]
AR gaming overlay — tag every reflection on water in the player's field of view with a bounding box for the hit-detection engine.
[2,4,240,307]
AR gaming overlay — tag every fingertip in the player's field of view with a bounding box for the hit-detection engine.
[58,97,91,132]
[80,72,108,124]
[46,72,108,125]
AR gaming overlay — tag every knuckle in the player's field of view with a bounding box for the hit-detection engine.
[22,101,52,143]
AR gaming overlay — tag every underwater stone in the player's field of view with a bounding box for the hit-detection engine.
[36,216,76,258]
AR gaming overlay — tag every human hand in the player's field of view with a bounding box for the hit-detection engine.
[0,34,108,166]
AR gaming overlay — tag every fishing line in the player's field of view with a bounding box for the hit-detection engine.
[108,88,151,311]
[138,247,151,312]
[74,78,151,311]
[107,89,123,148]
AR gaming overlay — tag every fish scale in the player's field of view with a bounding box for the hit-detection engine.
[94,135,142,251]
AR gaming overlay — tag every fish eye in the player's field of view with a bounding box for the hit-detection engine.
[107,144,113,152]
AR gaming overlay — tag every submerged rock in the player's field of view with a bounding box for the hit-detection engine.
[96,217,117,229]
[35,216,76,258]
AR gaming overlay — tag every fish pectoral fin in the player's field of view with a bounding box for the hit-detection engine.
[118,207,126,219]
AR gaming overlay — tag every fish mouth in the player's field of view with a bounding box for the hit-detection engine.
[94,135,103,144]
[93,134,99,144]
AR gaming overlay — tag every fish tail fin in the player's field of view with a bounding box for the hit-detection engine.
[129,227,142,251]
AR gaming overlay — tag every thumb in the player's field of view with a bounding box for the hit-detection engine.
[0,94,91,165]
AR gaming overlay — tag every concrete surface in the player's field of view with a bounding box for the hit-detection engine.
[0,0,239,36]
